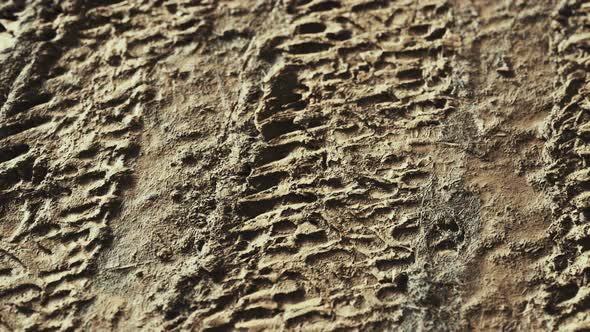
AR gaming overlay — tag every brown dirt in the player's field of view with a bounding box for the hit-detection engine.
[0,0,589,330]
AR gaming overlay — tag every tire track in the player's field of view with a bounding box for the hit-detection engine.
[0,1,147,330]
[543,1,590,329]
[164,0,463,330]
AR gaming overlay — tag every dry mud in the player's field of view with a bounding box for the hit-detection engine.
[0,0,589,330]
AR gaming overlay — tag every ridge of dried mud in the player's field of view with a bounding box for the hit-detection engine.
[0,0,589,330]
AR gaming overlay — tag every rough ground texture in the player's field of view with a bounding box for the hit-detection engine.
[1,0,590,330]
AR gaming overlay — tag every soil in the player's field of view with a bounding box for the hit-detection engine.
[0,0,589,330]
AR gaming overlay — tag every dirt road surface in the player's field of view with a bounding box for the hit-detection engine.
[1,0,589,330]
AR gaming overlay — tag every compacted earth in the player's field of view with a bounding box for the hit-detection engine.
[1,0,590,330]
